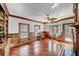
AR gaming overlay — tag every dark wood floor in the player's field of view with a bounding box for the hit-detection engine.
[9,39,73,56]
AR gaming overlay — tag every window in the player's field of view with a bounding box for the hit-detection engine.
[63,23,73,41]
[49,25,61,36]
[34,25,40,37]
[19,23,29,39]
[49,26,53,35]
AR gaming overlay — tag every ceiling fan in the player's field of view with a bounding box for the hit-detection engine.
[45,14,57,23]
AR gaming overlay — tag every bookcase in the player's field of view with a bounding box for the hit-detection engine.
[0,4,8,56]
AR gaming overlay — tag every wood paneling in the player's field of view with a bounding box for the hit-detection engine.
[29,32,35,40]
[7,33,19,45]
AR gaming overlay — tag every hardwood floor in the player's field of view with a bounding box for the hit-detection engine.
[9,39,74,56]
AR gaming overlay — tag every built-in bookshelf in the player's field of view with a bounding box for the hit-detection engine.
[0,4,8,37]
[0,4,8,56]
[0,4,5,38]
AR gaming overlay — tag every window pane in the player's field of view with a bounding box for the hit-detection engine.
[20,32,28,39]
[20,24,28,32]
[34,25,40,37]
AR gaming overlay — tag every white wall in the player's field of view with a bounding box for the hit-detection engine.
[8,16,44,34]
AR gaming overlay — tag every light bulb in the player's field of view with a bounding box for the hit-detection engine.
[52,3,58,8]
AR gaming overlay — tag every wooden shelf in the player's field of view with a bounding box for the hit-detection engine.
[0,31,5,33]
[0,24,5,26]
[0,17,5,21]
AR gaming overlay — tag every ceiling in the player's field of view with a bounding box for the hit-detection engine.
[6,3,73,22]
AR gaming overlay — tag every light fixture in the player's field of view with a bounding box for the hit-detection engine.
[45,14,57,23]
[52,3,58,8]
[47,20,51,23]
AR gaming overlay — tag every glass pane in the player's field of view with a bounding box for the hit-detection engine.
[20,24,28,32]
[64,24,73,41]
[49,26,53,35]
[20,32,28,39]
[34,25,40,37]
[52,25,61,36]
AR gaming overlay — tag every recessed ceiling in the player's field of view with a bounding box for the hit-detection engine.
[6,3,73,22]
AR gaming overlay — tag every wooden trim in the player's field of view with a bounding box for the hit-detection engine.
[9,13,75,24]
[9,14,75,24]
[9,14,45,24]
[47,16,74,23]
[8,33,19,37]
[8,33,19,38]
[8,33,19,35]
[62,23,74,25]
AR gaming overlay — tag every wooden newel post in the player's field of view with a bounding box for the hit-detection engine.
[73,3,79,55]
[74,24,79,55]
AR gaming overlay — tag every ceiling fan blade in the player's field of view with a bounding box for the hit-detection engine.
[50,18,57,20]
